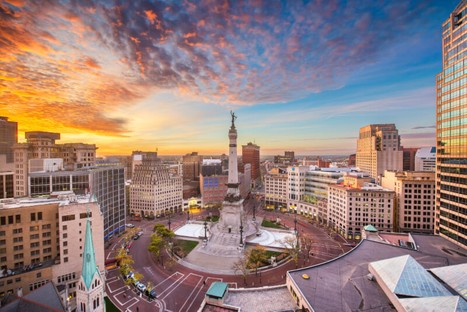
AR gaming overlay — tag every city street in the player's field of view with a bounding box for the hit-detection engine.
[105,201,352,312]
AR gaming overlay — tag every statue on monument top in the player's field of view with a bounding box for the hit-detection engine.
[230,110,237,128]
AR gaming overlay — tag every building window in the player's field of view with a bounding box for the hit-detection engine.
[30,213,36,222]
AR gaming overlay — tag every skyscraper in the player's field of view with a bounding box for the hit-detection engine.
[0,116,17,164]
[436,1,467,248]
[242,142,260,187]
[356,124,403,180]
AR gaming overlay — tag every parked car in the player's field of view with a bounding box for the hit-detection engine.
[146,288,156,299]
[133,234,140,240]
[126,224,135,228]
[124,271,134,282]
[135,281,146,293]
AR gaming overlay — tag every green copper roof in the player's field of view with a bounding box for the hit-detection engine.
[364,224,378,232]
[206,282,228,299]
[81,217,98,289]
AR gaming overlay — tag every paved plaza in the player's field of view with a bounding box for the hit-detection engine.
[104,208,352,312]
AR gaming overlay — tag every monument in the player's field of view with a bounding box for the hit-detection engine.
[217,111,244,234]
[175,112,292,271]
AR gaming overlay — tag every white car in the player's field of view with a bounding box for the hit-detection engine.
[126,224,135,228]
[135,281,146,293]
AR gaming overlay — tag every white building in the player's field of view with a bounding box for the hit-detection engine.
[129,161,183,218]
[264,169,287,209]
[381,170,435,233]
[328,181,395,239]
[414,147,436,172]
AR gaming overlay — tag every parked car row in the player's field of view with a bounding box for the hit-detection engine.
[123,271,156,299]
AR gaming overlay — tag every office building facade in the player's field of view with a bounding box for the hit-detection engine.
[382,171,435,233]
[436,1,467,247]
[0,195,104,311]
[328,182,395,239]
[414,147,436,172]
[0,117,17,165]
[242,142,260,186]
[130,161,183,218]
[13,131,97,197]
[356,124,403,181]
[264,171,288,209]
[182,152,203,181]
[28,166,126,240]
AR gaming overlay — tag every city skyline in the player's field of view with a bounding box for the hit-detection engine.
[0,1,459,156]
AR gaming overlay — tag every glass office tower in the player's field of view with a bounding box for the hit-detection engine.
[436,0,467,247]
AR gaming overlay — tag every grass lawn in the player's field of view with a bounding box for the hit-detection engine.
[265,250,282,258]
[175,239,198,255]
[261,219,282,229]
[105,297,120,312]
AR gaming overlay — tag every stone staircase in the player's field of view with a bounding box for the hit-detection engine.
[199,232,243,257]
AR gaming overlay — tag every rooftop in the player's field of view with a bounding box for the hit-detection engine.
[288,235,467,312]
[206,282,228,299]
[0,193,95,209]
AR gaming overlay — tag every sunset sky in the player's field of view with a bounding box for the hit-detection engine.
[0,0,459,156]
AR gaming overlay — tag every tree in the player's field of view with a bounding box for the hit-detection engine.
[123,227,139,245]
[300,232,314,261]
[232,250,251,286]
[248,246,268,276]
[116,247,134,276]
[281,235,300,268]
[148,234,165,265]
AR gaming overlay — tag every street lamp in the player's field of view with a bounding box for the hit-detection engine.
[252,202,256,221]
[239,219,244,246]
[294,209,297,234]
[204,220,208,239]
[187,210,190,222]
[168,213,171,231]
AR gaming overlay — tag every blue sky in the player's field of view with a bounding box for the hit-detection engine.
[0,0,460,155]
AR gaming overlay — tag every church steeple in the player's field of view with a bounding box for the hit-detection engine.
[76,206,104,312]
[81,217,98,289]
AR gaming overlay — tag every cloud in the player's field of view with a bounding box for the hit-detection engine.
[400,132,435,139]
[0,0,451,137]
[412,125,436,129]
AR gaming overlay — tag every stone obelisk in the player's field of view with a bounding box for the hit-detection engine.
[218,111,244,234]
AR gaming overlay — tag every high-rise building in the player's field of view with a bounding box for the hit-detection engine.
[356,124,403,181]
[129,161,182,218]
[0,194,104,310]
[200,170,250,206]
[201,159,223,177]
[274,151,295,165]
[436,1,467,248]
[242,142,260,186]
[381,170,435,233]
[414,147,436,172]
[328,181,395,239]
[264,170,288,209]
[182,152,203,181]
[130,150,159,179]
[402,147,418,171]
[28,166,126,241]
[348,154,356,167]
[0,117,17,164]
[13,131,97,197]
[0,171,13,199]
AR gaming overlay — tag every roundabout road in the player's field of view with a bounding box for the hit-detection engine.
[105,201,352,312]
